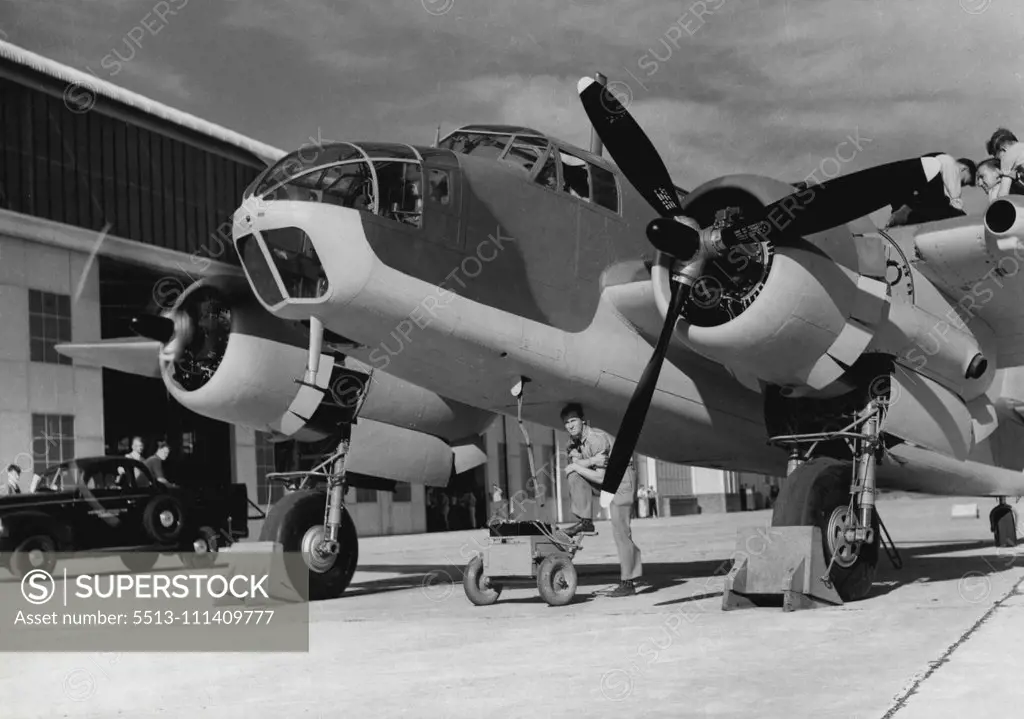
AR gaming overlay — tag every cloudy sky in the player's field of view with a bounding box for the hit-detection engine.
[2,0,1022,216]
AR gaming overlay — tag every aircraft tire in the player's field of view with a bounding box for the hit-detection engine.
[462,554,501,605]
[259,490,359,601]
[771,457,879,602]
[990,504,1018,548]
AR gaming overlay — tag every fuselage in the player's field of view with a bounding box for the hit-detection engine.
[229,126,784,474]
[227,125,1024,495]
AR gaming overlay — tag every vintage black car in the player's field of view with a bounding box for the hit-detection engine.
[0,455,250,578]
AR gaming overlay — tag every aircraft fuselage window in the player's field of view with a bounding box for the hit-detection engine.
[373,160,423,228]
[535,152,558,190]
[427,169,451,205]
[558,151,591,200]
[438,132,512,160]
[590,164,619,213]
[261,160,375,211]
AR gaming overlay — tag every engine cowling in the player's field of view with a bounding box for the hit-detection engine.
[157,275,494,484]
[650,174,890,394]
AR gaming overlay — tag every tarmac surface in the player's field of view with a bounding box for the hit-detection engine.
[2,493,1023,718]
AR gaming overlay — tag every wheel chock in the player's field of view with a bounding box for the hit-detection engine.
[212,542,308,605]
[721,526,843,612]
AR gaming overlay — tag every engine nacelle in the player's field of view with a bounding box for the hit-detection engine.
[985,195,1024,250]
[157,275,494,483]
[650,175,890,394]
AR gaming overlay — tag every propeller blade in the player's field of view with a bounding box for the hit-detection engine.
[601,279,689,496]
[578,76,686,219]
[721,156,943,247]
[130,314,175,343]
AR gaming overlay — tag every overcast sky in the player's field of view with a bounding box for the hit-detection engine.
[2,0,1022,216]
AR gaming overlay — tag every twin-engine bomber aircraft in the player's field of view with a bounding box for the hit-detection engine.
[63,75,1024,603]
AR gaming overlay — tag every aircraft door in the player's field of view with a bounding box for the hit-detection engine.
[423,164,463,251]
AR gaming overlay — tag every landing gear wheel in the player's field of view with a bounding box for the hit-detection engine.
[142,495,186,544]
[537,553,578,606]
[180,526,219,570]
[990,504,1018,548]
[120,551,159,573]
[463,554,501,606]
[772,457,880,602]
[258,490,359,601]
[10,534,57,579]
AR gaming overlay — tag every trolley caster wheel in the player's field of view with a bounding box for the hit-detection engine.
[537,553,577,606]
[463,555,501,606]
[990,504,1018,548]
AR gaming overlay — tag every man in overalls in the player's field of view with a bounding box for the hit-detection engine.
[561,403,643,597]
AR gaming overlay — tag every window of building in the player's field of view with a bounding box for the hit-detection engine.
[29,290,72,365]
[356,487,377,502]
[255,431,283,506]
[31,414,75,469]
[393,483,412,502]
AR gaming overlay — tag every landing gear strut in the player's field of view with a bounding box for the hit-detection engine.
[769,398,903,601]
[257,316,368,601]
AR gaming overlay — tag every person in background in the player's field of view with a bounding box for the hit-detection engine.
[976,156,1024,200]
[986,128,1024,199]
[144,441,171,486]
[648,487,658,518]
[886,154,975,227]
[2,464,23,496]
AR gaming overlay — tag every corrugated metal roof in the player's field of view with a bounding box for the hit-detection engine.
[0,39,286,166]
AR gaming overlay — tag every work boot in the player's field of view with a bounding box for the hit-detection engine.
[607,580,636,597]
[564,519,595,537]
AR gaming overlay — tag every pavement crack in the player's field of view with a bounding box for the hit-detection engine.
[880,572,1024,718]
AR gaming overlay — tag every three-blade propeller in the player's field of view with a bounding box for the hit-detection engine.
[577,75,942,499]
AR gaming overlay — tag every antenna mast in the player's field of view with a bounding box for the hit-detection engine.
[590,72,607,156]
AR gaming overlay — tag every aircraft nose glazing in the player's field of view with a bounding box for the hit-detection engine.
[233,202,377,318]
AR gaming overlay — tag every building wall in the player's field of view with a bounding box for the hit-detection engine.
[0,232,104,488]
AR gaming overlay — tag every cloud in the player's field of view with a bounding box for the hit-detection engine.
[5,0,1022,210]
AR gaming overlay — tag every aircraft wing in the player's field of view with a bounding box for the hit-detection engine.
[54,338,161,377]
[901,204,1024,368]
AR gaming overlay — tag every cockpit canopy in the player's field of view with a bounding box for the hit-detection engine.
[438,124,623,213]
[245,141,441,230]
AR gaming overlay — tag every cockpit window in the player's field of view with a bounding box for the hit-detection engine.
[255,144,363,196]
[373,161,422,228]
[437,132,513,160]
[427,169,450,205]
[250,142,432,229]
[534,147,620,213]
[499,136,549,174]
[559,151,590,200]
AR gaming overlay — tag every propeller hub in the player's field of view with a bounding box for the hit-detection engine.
[130,314,175,343]
[647,217,701,261]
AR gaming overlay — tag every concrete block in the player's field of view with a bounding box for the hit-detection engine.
[951,503,979,519]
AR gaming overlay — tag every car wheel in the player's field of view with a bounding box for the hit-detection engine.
[10,534,58,579]
[180,526,219,570]
[120,551,159,573]
[142,495,187,544]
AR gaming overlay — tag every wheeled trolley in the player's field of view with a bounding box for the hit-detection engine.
[463,520,587,607]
